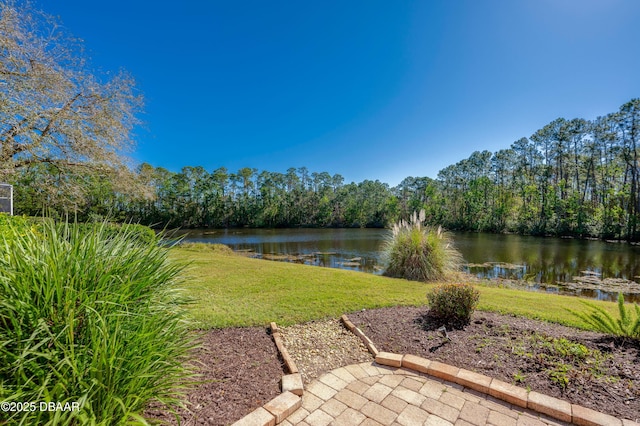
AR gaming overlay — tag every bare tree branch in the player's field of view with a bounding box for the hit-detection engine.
[0,1,144,208]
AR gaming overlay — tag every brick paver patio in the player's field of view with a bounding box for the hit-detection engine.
[236,321,639,426]
[281,362,573,426]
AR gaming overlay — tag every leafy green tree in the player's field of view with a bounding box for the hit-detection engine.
[490,149,516,231]
[616,99,640,240]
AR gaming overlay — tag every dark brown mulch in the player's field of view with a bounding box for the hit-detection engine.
[146,327,284,426]
[348,306,640,421]
[144,307,639,424]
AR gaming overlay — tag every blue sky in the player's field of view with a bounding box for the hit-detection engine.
[34,0,640,186]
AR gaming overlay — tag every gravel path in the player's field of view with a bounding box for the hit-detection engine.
[280,318,373,383]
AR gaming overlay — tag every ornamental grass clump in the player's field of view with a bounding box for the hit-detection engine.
[383,210,462,282]
[427,283,480,328]
[0,220,196,425]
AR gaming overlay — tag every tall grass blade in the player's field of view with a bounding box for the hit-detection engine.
[0,217,197,424]
[382,210,462,282]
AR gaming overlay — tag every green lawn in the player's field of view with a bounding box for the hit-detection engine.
[172,243,621,330]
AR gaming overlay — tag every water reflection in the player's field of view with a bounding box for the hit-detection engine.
[456,233,640,281]
[177,228,640,302]
[180,228,388,274]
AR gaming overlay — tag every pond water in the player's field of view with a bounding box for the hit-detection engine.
[177,228,640,302]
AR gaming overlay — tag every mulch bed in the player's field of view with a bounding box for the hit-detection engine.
[348,306,640,421]
[146,327,283,426]
[145,307,640,424]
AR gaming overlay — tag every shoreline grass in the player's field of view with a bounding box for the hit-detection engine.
[172,244,620,330]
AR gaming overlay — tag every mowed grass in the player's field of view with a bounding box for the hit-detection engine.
[171,244,427,327]
[171,243,621,330]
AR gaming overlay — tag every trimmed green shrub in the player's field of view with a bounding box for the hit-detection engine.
[569,292,640,340]
[427,283,480,328]
[0,220,195,425]
[0,214,41,241]
[383,210,462,281]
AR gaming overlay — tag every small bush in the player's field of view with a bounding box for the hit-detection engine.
[383,210,462,281]
[0,214,41,241]
[427,283,480,328]
[0,220,195,424]
[569,292,640,340]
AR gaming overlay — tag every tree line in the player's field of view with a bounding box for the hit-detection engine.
[11,98,640,240]
[24,165,398,229]
[5,4,640,240]
[430,99,640,239]
[4,4,640,240]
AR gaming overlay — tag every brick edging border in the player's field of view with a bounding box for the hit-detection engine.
[341,314,638,426]
[231,323,303,426]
